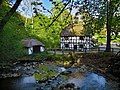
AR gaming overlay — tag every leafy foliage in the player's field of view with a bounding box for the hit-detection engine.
[0,1,28,61]
[27,2,72,48]
[0,0,120,62]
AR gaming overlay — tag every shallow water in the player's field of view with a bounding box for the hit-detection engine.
[0,67,119,90]
[0,76,38,90]
[68,72,114,90]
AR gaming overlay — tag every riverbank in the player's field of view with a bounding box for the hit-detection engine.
[0,52,119,79]
[0,52,119,89]
[0,62,119,90]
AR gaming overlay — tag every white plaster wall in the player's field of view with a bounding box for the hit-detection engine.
[60,37,92,51]
[28,47,33,55]
[40,46,45,52]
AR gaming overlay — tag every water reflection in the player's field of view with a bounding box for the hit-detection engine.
[0,72,118,90]
[81,73,106,90]
[68,72,113,90]
[0,76,38,90]
[22,76,36,84]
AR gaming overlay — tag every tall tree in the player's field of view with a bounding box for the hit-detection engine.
[105,0,111,52]
[71,0,119,52]
[0,0,22,32]
[105,0,120,51]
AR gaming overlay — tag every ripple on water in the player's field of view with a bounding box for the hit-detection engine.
[68,72,118,90]
[22,76,36,84]
[0,66,119,90]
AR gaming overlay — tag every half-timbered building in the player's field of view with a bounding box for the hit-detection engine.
[60,24,93,51]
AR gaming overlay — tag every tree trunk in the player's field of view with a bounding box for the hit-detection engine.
[0,0,2,5]
[0,0,3,8]
[105,0,112,52]
[0,0,22,32]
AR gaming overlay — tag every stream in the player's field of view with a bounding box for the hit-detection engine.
[0,62,119,90]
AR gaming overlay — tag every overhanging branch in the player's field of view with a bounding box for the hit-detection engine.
[46,0,71,30]
[0,0,22,32]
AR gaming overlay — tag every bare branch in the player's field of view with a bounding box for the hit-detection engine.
[46,0,71,30]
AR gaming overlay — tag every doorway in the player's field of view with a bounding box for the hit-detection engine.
[74,45,77,50]
[33,46,40,53]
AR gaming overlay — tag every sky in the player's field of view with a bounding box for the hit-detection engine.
[9,0,78,18]
[10,0,53,17]
[41,0,52,10]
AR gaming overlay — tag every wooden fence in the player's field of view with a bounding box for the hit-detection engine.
[46,47,120,54]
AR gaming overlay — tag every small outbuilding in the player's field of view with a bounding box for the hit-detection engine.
[22,39,45,55]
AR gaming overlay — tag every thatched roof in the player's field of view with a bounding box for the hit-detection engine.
[22,39,44,47]
[60,23,84,37]
[60,28,75,37]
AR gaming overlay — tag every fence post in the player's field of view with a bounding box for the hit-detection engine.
[98,47,100,52]
[62,48,64,55]
[84,47,87,53]
[54,49,56,55]
[111,48,114,53]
